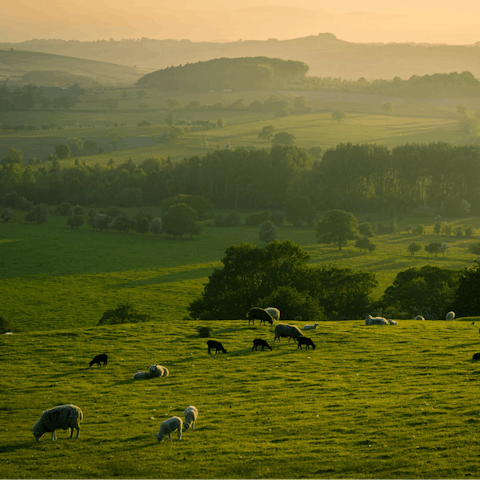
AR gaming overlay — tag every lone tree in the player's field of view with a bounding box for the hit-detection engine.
[258,125,275,142]
[259,220,277,243]
[162,203,201,239]
[381,102,394,114]
[331,110,347,124]
[271,132,296,145]
[408,242,422,256]
[314,210,359,251]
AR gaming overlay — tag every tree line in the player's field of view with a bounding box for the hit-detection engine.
[2,142,480,217]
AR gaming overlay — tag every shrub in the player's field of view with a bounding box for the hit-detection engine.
[97,302,151,326]
[149,217,162,235]
[67,215,84,229]
[109,214,134,234]
[245,212,270,226]
[135,217,150,235]
[25,204,48,224]
[55,202,73,216]
[259,220,277,243]
[355,236,376,252]
[358,222,375,237]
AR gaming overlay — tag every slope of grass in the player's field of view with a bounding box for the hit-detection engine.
[1,318,480,479]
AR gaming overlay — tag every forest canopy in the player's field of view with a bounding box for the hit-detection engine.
[136,57,310,92]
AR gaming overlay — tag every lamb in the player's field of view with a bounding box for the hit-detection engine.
[89,353,108,368]
[472,353,480,361]
[246,307,274,325]
[297,336,316,350]
[274,323,303,343]
[207,340,227,354]
[252,338,272,351]
[265,307,280,322]
[303,323,319,330]
[446,311,455,321]
[132,364,169,380]
[415,315,425,321]
[32,404,83,441]
[364,314,388,326]
[153,416,183,442]
[183,406,198,432]
[388,319,398,325]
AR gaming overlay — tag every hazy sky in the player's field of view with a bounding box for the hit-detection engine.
[2,0,480,45]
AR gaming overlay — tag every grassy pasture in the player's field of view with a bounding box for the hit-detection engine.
[1,318,480,479]
[1,209,480,333]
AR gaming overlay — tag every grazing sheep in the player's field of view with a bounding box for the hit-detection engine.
[207,340,227,354]
[446,311,455,321]
[154,416,183,442]
[133,364,169,380]
[297,336,316,350]
[364,314,388,326]
[388,319,398,325]
[415,315,425,321]
[472,353,480,360]
[274,323,303,343]
[303,323,319,330]
[252,338,273,351]
[265,307,280,322]
[89,353,108,368]
[183,406,198,432]
[246,307,274,325]
[32,404,83,442]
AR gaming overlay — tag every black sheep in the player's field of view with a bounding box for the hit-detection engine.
[252,338,272,351]
[297,336,316,350]
[473,352,480,360]
[246,307,274,326]
[207,340,227,354]
[89,353,108,367]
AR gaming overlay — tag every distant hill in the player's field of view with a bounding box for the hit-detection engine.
[136,57,309,92]
[3,34,480,80]
[0,49,144,86]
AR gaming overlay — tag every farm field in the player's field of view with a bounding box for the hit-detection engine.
[1,317,480,479]
[1,209,479,332]
[0,110,462,165]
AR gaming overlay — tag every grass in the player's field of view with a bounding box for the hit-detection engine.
[1,318,480,478]
[1,208,480,332]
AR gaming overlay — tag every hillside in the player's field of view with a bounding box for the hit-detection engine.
[3,34,480,80]
[0,49,144,85]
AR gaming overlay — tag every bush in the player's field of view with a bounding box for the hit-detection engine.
[259,220,277,243]
[67,215,84,229]
[355,236,376,252]
[135,217,150,235]
[25,204,48,224]
[97,302,151,326]
[358,222,375,237]
[149,217,162,235]
[55,202,73,216]
[245,211,270,226]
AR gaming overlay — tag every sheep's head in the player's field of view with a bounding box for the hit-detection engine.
[32,425,45,441]
[153,433,164,443]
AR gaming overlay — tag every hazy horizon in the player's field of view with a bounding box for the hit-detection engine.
[2,0,479,46]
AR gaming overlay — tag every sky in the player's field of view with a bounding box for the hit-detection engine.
[2,0,480,45]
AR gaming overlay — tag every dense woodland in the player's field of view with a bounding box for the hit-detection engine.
[2,142,480,217]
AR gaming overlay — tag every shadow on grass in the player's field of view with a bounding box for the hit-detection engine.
[0,442,35,453]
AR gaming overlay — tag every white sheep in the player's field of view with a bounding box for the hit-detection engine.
[274,323,303,343]
[415,315,425,321]
[154,416,183,442]
[446,311,455,321]
[183,406,198,432]
[132,371,151,380]
[265,307,280,322]
[133,364,169,380]
[364,314,388,325]
[303,323,319,330]
[32,404,83,441]
[388,319,398,325]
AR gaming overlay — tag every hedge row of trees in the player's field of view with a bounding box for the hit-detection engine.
[2,142,480,217]
[188,240,480,321]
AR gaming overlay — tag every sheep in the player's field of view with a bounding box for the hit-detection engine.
[32,404,83,442]
[183,406,198,432]
[246,307,274,325]
[446,311,455,321]
[89,353,108,368]
[133,364,169,380]
[207,340,227,354]
[303,323,319,330]
[472,353,480,360]
[297,336,316,350]
[295,316,303,321]
[388,319,398,325]
[274,323,303,343]
[265,307,280,322]
[252,338,272,351]
[415,315,425,321]
[364,314,388,326]
[153,416,183,442]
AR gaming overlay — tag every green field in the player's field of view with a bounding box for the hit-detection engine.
[2,316,480,478]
